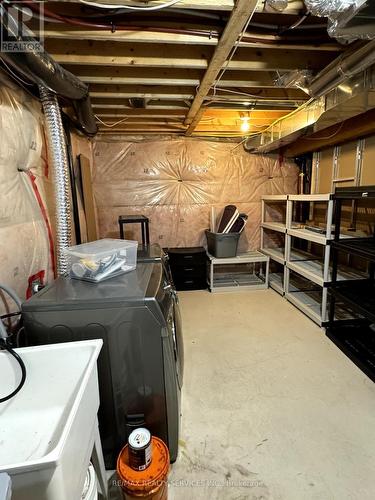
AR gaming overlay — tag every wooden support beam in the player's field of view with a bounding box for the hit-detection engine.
[284,108,375,157]
[184,0,259,134]
[44,39,336,71]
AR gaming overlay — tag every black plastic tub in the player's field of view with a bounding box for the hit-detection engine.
[205,230,240,258]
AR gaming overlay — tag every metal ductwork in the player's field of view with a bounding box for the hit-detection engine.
[129,98,147,109]
[0,5,97,136]
[304,0,375,42]
[304,0,356,17]
[245,39,375,153]
[309,38,375,97]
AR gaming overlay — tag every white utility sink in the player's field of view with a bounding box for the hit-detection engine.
[0,340,103,500]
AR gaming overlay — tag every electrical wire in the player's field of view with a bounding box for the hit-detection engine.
[231,136,250,151]
[78,0,183,11]
[213,88,272,100]
[0,283,22,310]
[21,2,334,46]
[232,96,315,148]
[0,311,21,321]
[12,4,64,24]
[261,97,315,133]
[0,285,26,402]
[278,13,310,35]
[0,338,26,403]
[95,115,130,127]
[15,326,25,349]
[213,14,254,95]
[212,88,304,106]
[0,320,7,340]
[0,58,34,87]
[304,121,345,140]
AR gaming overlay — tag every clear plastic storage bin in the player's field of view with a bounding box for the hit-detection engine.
[65,239,138,282]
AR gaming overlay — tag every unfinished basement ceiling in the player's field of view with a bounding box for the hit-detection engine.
[25,0,349,137]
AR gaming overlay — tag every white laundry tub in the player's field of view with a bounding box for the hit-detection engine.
[0,340,102,500]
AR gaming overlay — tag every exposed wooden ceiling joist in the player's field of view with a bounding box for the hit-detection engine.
[88,84,307,103]
[56,0,305,14]
[22,0,350,139]
[67,66,202,86]
[95,109,288,121]
[184,0,259,135]
[62,66,294,89]
[93,108,187,116]
[97,125,186,132]
[37,1,344,137]
[89,84,195,100]
[44,39,336,71]
[92,106,297,118]
[38,24,341,52]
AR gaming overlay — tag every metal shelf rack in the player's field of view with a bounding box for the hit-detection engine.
[260,195,289,295]
[261,193,364,326]
[327,185,375,382]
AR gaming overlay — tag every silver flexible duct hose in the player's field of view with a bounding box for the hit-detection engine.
[39,86,71,276]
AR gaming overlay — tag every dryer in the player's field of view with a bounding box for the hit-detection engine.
[22,262,183,469]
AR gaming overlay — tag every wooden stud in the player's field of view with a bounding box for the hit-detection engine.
[185,0,259,134]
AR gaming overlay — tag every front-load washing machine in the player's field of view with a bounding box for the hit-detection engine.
[22,262,183,469]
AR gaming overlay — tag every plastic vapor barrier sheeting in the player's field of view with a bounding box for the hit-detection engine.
[0,75,54,311]
[93,139,298,251]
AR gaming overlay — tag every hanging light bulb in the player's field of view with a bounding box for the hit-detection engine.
[240,117,250,133]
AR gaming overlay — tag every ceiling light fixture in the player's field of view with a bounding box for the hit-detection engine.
[240,117,250,133]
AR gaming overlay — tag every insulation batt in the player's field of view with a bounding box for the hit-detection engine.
[93,139,298,251]
[0,76,54,312]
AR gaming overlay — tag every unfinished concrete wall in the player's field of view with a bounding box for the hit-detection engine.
[93,138,299,251]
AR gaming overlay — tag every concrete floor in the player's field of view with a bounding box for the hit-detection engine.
[110,289,375,500]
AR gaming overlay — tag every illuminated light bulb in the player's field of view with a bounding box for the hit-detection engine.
[240,118,250,133]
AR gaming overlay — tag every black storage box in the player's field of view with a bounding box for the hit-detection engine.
[167,247,207,290]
